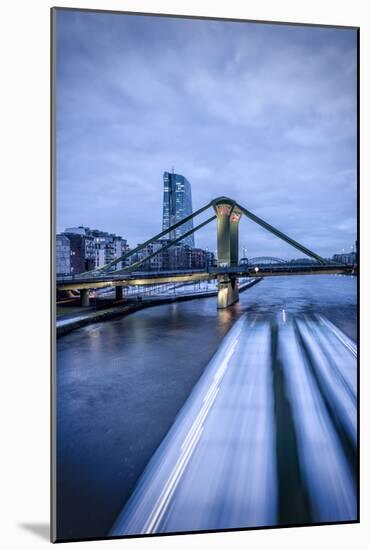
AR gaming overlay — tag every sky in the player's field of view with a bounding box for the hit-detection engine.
[55,10,357,259]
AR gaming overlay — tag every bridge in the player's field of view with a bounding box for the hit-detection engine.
[248,256,288,265]
[57,197,355,309]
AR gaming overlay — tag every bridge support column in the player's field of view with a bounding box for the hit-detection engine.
[230,209,242,266]
[213,199,242,307]
[80,289,90,307]
[217,275,239,309]
[213,200,242,267]
[115,285,123,301]
[214,202,232,267]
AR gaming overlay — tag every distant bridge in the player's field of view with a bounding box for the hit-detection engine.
[248,256,288,265]
[57,196,356,308]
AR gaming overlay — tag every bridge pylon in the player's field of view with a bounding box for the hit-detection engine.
[213,198,242,308]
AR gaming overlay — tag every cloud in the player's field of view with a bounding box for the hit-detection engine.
[55,10,357,258]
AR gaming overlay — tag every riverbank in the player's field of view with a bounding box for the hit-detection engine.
[56,278,262,336]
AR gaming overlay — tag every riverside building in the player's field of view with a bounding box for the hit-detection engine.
[162,171,195,247]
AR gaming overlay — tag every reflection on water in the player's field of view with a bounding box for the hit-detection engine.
[56,275,357,540]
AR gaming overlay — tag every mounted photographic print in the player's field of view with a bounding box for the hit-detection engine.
[51,7,359,543]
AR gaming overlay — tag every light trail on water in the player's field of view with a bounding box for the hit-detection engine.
[110,311,357,535]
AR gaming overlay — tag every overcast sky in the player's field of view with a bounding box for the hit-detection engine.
[56,10,357,259]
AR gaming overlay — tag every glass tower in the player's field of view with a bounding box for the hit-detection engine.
[162,171,195,247]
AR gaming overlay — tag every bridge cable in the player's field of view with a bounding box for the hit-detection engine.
[114,215,217,274]
[81,201,214,276]
[237,203,327,265]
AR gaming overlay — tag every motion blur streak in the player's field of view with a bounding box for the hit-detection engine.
[280,318,356,522]
[110,312,357,536]
[110,315,277,535]
[296,318,356,446]
[317,314,357,359]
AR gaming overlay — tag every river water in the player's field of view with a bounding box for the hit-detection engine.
[56,274,357,540]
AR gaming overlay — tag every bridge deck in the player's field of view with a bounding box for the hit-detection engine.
[57,264,355,291]
[111,313,357,535]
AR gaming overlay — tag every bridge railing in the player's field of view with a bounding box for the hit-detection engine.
[57,263,356,287]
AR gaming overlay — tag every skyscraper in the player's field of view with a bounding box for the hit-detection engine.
[162,171,194,247]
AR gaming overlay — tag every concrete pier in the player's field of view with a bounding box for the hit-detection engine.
[115,285,123,301]
[217,275,239,308]
[80,289,90,307]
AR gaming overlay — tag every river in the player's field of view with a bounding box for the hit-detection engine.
[56,274,357,540]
